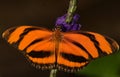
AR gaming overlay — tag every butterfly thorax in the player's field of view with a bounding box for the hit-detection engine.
[53,26,63,42]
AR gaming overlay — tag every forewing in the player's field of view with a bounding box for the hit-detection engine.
[2,25,56,70]
[57,31,119,72]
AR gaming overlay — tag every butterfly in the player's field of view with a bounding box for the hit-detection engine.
[2,25,119,72]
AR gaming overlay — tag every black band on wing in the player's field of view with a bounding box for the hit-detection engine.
[104,36,119,53]
[65,37,93,59]
[71,41,93,59]
[61,52,87,63]
[8,27,42,47]
[28,51,52,58]
[13,27,50,50]
[17,27,41,44]
[80,32,107,56]
[24,38,44,51]
[3,26,17,40]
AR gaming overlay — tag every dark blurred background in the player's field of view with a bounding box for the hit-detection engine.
[0,0,120,77]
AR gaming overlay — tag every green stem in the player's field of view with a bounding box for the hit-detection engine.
[66,0,78,23]
[49,1,78,77]
[49,69,57,77]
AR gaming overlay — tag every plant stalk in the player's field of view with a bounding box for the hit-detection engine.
[66,0,78,23]
[49,69,57,77]
[50,0,78,77]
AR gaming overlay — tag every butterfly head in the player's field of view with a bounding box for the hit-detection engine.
[54,25,62,32]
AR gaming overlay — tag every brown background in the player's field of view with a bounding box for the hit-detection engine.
[0,0,120,77]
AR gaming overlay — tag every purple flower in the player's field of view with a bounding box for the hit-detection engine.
[55,14,81,32]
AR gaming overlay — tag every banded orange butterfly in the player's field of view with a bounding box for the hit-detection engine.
[2,25,119,72]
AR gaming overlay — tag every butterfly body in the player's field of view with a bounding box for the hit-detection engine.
[52,26,63,68]
[2,25,119,72]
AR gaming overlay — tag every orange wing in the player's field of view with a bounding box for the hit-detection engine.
[2,26,119,72]
[2,26,56,70]
[57,31,119,72]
